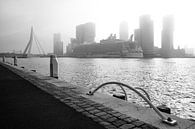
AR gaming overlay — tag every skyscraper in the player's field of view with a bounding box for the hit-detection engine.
[53,33,63,56]
[76,22,95,44]
[134,29,141,47]
[139,15,154,57]
[161,15,174,57]
[119,21,129,41]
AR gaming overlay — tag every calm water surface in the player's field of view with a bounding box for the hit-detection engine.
[10,58,195,120]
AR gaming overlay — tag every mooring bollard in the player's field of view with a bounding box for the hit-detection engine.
[13,56,17,66]
[157,105,171,114]
[50,55,58,79]
[2,56,6,62]
[31,70,36,72]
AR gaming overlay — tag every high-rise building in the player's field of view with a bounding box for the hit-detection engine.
[76,22,95,44]
[161,15,174,57]
[53,33,63,56]
[119,21,129,41]
[139,15,154,57]
[134,29,141,47]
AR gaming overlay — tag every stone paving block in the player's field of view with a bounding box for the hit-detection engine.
[86,114,97,119]
[95,112,107,117]
[76,102,88,107]
[61,99,71,103]
[92,103,104,107]
[106,110,116,115]
[70,104,80,110]
[106,117,118,123]
[66,103,76,107]
[104,124,118,129]
[63,100,73,104]
[133,127,142,129]
[101,107,114,112]
[85,107,96,111]
[77,97,86,100]
[141,124,159,129]
[82,99,93,103]
[54,95,61,99]
[119,114,129,119]
[97,106,108,110]
[119,124,135,129]
[108,110,119,114]
[99,121,112,127]
[112,119,127,127]
[132,120,145,127]
[124,117,138,123]
[91,117,104,123]
[77,100,88,104]
[82,111,91,116]
[112,112,123,117]
[79,104,92,108]
[70,99,80,104]
[88,109,101,114]
[75,108,85,113]
[100,113,113,120]
[100,114,112,120]
[87,101,97,105]
[73,106,81,110]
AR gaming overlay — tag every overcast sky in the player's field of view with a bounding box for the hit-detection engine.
[0,0,195,54]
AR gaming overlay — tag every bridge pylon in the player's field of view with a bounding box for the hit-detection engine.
[23,27,45,57]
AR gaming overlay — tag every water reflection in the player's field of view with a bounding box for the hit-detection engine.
[17,58,195,120]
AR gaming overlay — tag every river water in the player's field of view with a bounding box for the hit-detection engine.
[6,57,195,120]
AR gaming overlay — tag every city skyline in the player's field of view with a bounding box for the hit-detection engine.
[53,33,63,56]
[119,21,129,41]
[161,15,174,57]
[0,0,195,53]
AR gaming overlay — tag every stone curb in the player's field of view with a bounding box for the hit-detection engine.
[0,62,162,129]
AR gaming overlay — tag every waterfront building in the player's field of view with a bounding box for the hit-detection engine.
[76,22,96,44]
[184,47,194,56]
[161,15,174,57]
[134,29,141,47]
[69,33,143,58]
[100,34,123,44]
[119,21,129,41]
[139,15,154,57]
[66,38,80,55]
[53,33,63,56]
[72,41,142,58]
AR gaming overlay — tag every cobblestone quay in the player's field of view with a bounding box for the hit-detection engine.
[0,64,106,129]
[0,62,194,129]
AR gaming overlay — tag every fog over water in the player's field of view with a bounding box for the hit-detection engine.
[4,57,194,120]
[1,0,195,53]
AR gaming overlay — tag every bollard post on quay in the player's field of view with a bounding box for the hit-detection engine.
[3,56,6,62]
[14,56,17,66]
[50,55,59,79]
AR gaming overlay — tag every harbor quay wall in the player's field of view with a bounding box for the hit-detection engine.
[0,62,194,129]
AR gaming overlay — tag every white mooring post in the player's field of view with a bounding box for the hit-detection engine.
[50,55,58,79]
[14,56,17,66]
[3,56,6,62]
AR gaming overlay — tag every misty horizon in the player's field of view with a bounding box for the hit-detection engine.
[0,0,195,54]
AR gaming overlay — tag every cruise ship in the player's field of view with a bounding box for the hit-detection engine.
[68,37,143,58]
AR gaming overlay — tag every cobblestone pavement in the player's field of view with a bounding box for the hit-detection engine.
[0,65,105,129]
[1,63,160,129]
[41,85,159,129]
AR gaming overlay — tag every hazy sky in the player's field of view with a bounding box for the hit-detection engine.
[0,0,195,53]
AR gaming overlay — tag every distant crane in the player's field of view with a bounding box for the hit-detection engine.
[23,27,45,57]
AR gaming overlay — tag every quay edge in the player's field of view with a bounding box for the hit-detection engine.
[0,61,194,129]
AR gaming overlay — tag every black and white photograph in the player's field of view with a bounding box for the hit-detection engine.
[0,0,195,128]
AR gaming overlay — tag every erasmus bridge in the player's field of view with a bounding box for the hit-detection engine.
[22,27,46,58]
[0,27,47,58]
